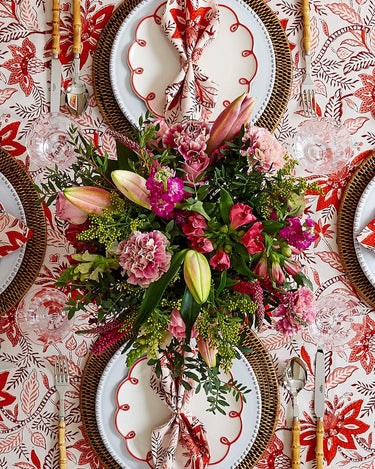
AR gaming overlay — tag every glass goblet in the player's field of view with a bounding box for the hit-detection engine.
[308,293,366,351]
[26,112,77,170]
[294,117,352,177]
[15,287,72,348]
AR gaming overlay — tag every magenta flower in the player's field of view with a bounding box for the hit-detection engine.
[241,222,264,254]
[146,167,184,218]
[229,203,256,229]
[117,230,171,288]
[209,250,230,271]
[280,217,316,250]
[241,125,286,171]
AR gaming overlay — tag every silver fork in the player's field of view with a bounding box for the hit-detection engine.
[55,355,69,469]
[301,0,316,116]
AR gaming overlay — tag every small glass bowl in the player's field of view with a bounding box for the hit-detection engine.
[16,287,72,347]
[294,117,352,177]
[26,113,77,170]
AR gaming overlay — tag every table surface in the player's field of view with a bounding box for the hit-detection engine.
[1,0,375,467]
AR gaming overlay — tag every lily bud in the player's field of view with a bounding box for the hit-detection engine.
[197,338,217,368]
[64,186,112,215]
[183,250,211,304]
[111,170,151,209]
[207,93,256,154]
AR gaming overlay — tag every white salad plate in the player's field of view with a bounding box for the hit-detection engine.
[96,348,262,469]
[0,172,27,294]
[110,0,275,127]
[353,175,375,289]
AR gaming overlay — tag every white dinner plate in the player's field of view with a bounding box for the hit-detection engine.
[353,175,375,289]
[96,348,262,469]
[0,172,27,294]
[110,0,275,127]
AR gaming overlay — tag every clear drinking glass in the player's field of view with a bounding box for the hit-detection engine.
[16,287,72,347]
[308,293,366,351]
[294,117,352,177]
[26,113,77,170]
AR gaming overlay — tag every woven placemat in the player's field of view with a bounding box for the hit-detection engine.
[0,149,47,315]
[80,328,279,469]
[93,0,292,134]
[337,151,375,308]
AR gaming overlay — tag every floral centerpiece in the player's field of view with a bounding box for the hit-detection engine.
[38,94,318,413]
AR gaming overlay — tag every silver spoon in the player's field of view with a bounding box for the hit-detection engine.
[65,0,89,116]
[283,357,308,469]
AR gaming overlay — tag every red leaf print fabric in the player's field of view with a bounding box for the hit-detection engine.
[161,0,220,123]
[0,202,33,258]
[0,372,16,408]
[300,398,370,465]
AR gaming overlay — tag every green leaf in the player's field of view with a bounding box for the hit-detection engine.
[175,200,211,220]
[132,250,187,333]
[104,141,137,177]
[180,288,201,341]
[216,270,227,297]
[219,188,233,224]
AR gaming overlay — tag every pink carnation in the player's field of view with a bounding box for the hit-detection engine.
[162,121,210,159]
[274,287,316,335]
[117,230,171,288]
[242,125,286,171]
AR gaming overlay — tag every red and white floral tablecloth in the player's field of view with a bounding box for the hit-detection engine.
[1,0,375,467]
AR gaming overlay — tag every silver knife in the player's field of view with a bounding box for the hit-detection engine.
[315,348,325,469]
[50,0,61,113]
[0,360,16,371]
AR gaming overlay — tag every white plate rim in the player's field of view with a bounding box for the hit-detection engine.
[353,174,375,289]
[0,172,27,294]
[96,347,262,469]
[109,0,276,128]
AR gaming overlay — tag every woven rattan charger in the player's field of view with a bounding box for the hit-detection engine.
[337,150,375,308]
[0,148,46,315]
[92,0,292,134]
[81,328,279,468]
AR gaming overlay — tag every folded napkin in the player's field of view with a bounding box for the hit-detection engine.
[150,353,210,469]
[0,202,33,258]
[357,219,375,252]
[161,0,220,124]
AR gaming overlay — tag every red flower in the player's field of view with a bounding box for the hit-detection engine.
[300,397,370,465]
[353,68,375,119]
[0,122,25,156]
[209,249,230,271]
[348,315,375,374]
[3,38,44,96]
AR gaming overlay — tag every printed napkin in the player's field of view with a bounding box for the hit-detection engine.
[161,0,220,124]
[0,202,33,258]
[357,219,375,252]
[150,353,210,469]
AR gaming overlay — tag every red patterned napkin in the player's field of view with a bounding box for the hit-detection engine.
[150,353,210,469]
[0,202,33,258]
[357,219,375,252]
[161,0,220,124]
